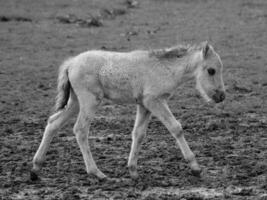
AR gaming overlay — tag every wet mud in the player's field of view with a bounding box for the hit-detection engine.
[0,0,266,199]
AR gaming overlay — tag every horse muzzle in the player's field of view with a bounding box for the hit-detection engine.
[212,90,225,103]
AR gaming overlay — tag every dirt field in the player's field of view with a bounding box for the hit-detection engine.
[0,0,267,199]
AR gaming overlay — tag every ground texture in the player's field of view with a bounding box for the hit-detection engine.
[0,0,267,199]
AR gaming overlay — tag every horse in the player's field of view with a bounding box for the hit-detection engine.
[31,41,225,181]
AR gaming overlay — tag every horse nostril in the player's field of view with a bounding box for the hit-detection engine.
[220,92,225,101]
[212,90,225,103]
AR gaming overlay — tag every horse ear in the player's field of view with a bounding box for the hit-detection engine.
[201,41,210,59]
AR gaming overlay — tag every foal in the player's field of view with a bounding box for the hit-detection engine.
[31,41,225,180]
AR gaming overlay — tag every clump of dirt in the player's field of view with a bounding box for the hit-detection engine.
[56,14,103,28]
[0,15,32,22]
[56,7,128,28]
[56,0,138,28]
[125,0,139,8]
[99,8,127,20]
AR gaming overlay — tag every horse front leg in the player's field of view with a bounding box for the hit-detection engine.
[144,98,201,176]
[128,105,151,179]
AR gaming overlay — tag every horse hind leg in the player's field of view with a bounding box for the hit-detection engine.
[31,92,78,181]
[73,91,106,180]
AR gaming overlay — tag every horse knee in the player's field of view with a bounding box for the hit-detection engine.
[77,132,87,142]
[132,128,146,142]
[169,123,183,138]
[73,124,88,142]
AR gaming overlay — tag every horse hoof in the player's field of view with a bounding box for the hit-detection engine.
[189,159,202,177]
[98,176,109,183]
[96,173,108,181]
[128,165,139,179]
[30,170,40,181]
[129,170,139,180]
[191,168,202,177]
[88,170,107,181]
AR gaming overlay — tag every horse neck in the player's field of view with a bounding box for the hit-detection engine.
[184,50,202,75]
[167,51,201,86]
[170,52,197,76]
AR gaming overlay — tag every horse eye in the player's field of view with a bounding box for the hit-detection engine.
[207,68,216,76]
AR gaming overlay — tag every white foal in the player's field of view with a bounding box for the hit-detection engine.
[31,41,225,181]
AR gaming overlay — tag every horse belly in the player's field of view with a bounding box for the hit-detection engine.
[104,89,135,103]
[102,80,137,103]
[100,72,138,103]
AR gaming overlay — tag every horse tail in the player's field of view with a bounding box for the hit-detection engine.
[54,58,72,112]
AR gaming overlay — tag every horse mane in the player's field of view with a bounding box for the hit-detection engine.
[149,44,193,59]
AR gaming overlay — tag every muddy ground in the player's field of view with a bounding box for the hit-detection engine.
[0,0,267,199]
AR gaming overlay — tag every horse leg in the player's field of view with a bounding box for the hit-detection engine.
[73,91,106,179]
[144,98,201,176]
[128,104,151,179]
[31,94,78,180]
